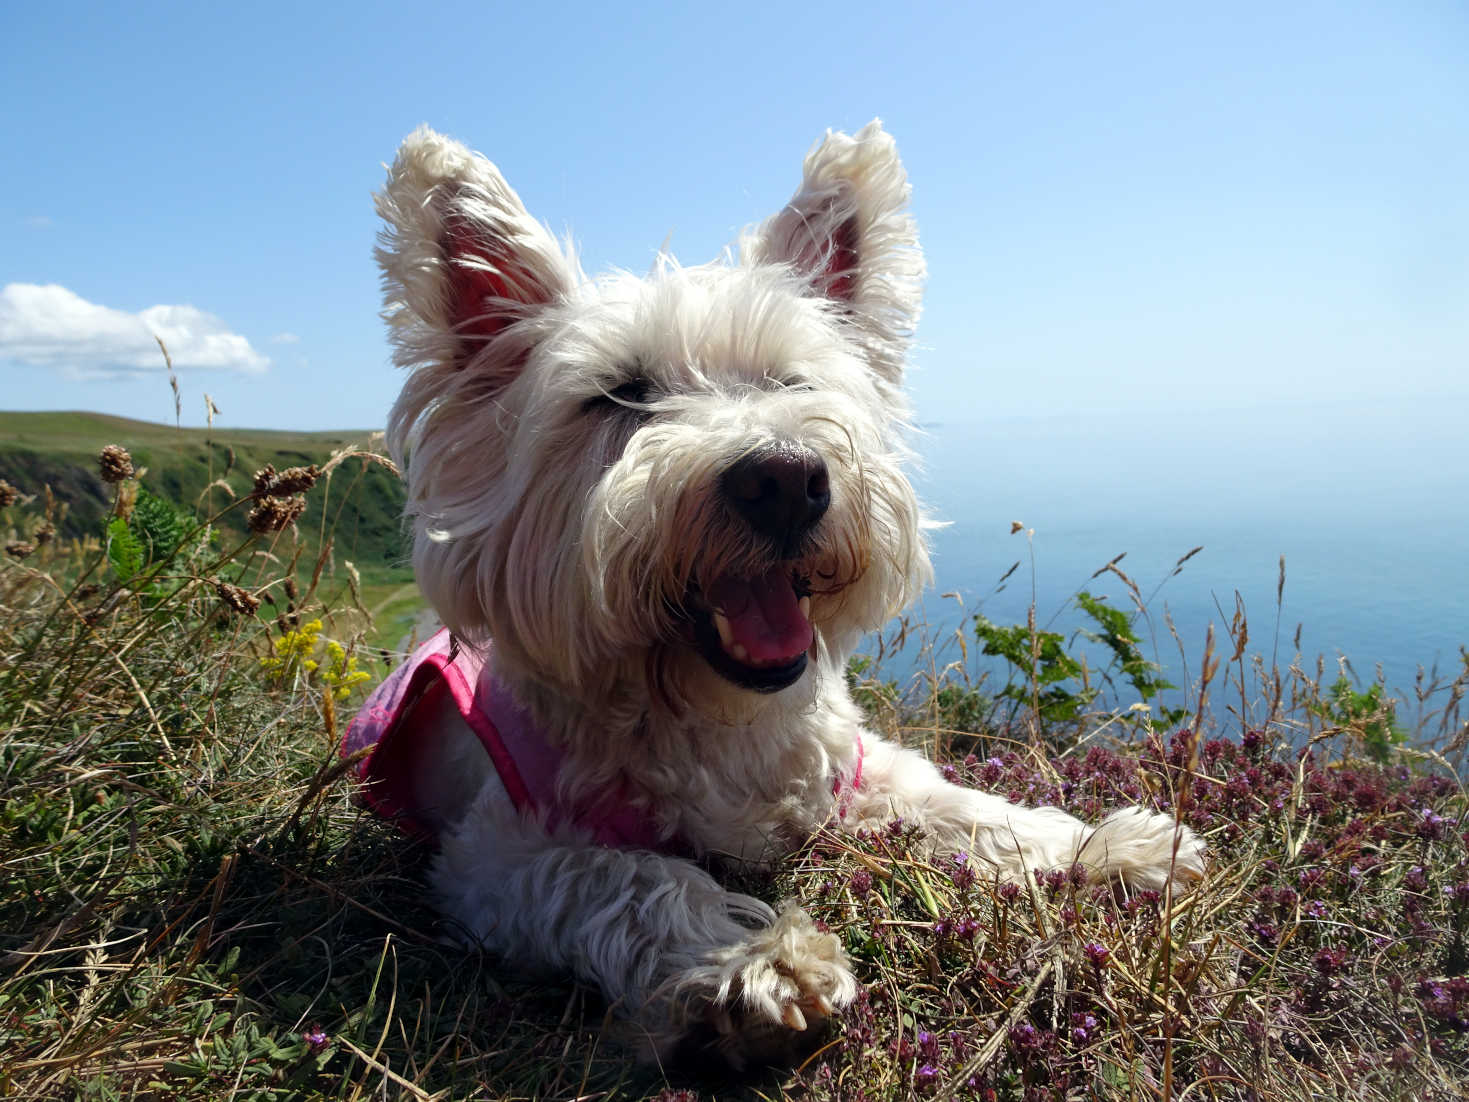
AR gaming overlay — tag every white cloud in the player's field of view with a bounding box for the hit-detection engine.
[0,282,269,378]
[269,331,300,344]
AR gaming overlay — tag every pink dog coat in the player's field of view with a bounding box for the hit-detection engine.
[342,628,864,850]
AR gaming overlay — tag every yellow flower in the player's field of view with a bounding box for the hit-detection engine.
[259,617,371,699]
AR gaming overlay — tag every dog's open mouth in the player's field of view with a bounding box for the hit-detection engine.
[687,567,814,692]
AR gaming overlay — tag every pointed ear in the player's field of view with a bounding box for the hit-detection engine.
[744,120,925,385]
[374,126,576,381]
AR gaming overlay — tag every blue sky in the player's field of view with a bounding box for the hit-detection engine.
[2,1,1466,432]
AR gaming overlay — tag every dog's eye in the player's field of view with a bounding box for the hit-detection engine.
[586,378,654,414]
[609,379,651,404]
[764,374,814,394]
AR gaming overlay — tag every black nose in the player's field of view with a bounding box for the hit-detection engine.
[720,444,830,550]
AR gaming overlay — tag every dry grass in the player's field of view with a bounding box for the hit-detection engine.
[1,448,1465,1101]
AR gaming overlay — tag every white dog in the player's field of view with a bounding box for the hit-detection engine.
[347,121,1204,1065]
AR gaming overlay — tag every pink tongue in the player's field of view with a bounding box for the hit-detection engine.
[707,568,813,664]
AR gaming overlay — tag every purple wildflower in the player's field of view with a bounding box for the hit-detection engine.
[1417,808,1449,842]
[952,851,976,890]
[1009,1021,1040,1050]
[1313,947,1350,976]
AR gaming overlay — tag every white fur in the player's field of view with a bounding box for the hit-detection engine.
[373,121,1205,1064]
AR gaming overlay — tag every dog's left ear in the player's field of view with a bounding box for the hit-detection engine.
[744,120,925,386]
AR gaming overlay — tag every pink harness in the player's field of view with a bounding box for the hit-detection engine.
[342,628,864,850]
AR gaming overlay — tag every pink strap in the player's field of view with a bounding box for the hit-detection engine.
[344,629,864,845]
[833,732,864,819]
[342,630,672,849]
[342,630,535,837]
[422,650,535,813]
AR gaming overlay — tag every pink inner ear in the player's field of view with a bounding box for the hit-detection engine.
[821,215,861,302]
[443,224,536,341]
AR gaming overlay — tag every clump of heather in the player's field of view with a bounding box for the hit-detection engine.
[785,724,1466,1101]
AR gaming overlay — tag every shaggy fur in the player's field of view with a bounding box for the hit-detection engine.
[371,121,1205,1064]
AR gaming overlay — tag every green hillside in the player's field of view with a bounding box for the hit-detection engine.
[0,410,410,573]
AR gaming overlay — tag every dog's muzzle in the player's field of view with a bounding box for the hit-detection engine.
[684,444,828,692]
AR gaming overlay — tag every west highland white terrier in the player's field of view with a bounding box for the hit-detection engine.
[345,121,1205,1065]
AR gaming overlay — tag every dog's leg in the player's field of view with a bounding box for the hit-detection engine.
[432,790,856,1066]
[843,735,1204,890]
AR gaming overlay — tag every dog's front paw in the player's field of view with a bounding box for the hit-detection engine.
[670,904,857,1068]
[1082,806,1206,892]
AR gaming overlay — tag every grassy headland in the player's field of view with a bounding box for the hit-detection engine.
[0,433,1465,1101]
[0,410,420,648]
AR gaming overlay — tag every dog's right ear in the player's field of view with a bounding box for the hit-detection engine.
[375,126,575,382]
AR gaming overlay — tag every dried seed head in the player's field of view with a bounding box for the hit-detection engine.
[216,581,261,616]
[99,445,135,483]
[283,576,299,602]
[0,479,17,507]
[251,464,320,498]
[5,540,36,560]
[33,522,55,545]
[247,495,306,534]
[263,465,320,497]
[251,465,277,496]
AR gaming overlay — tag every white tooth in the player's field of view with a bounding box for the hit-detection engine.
[730,642,749,662]
[798,596,811,620]
[712,610,733,646]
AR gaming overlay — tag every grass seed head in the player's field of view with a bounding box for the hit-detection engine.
[215,581,261,616]
[251,464,276,496]
[0,478,17,507]
[264,465,321,496]
[251,464,321,499]
[248,495,307,534]
[98,444,135,483]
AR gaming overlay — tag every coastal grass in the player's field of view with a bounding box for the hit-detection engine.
[0,410,412,582]
[1,444,1466,1102]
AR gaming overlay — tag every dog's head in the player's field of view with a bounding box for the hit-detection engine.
[377,122,931,713]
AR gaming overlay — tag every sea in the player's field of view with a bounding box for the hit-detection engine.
[884,393,1468,721]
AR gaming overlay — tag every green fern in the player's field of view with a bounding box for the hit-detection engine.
[105,516,145,583]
